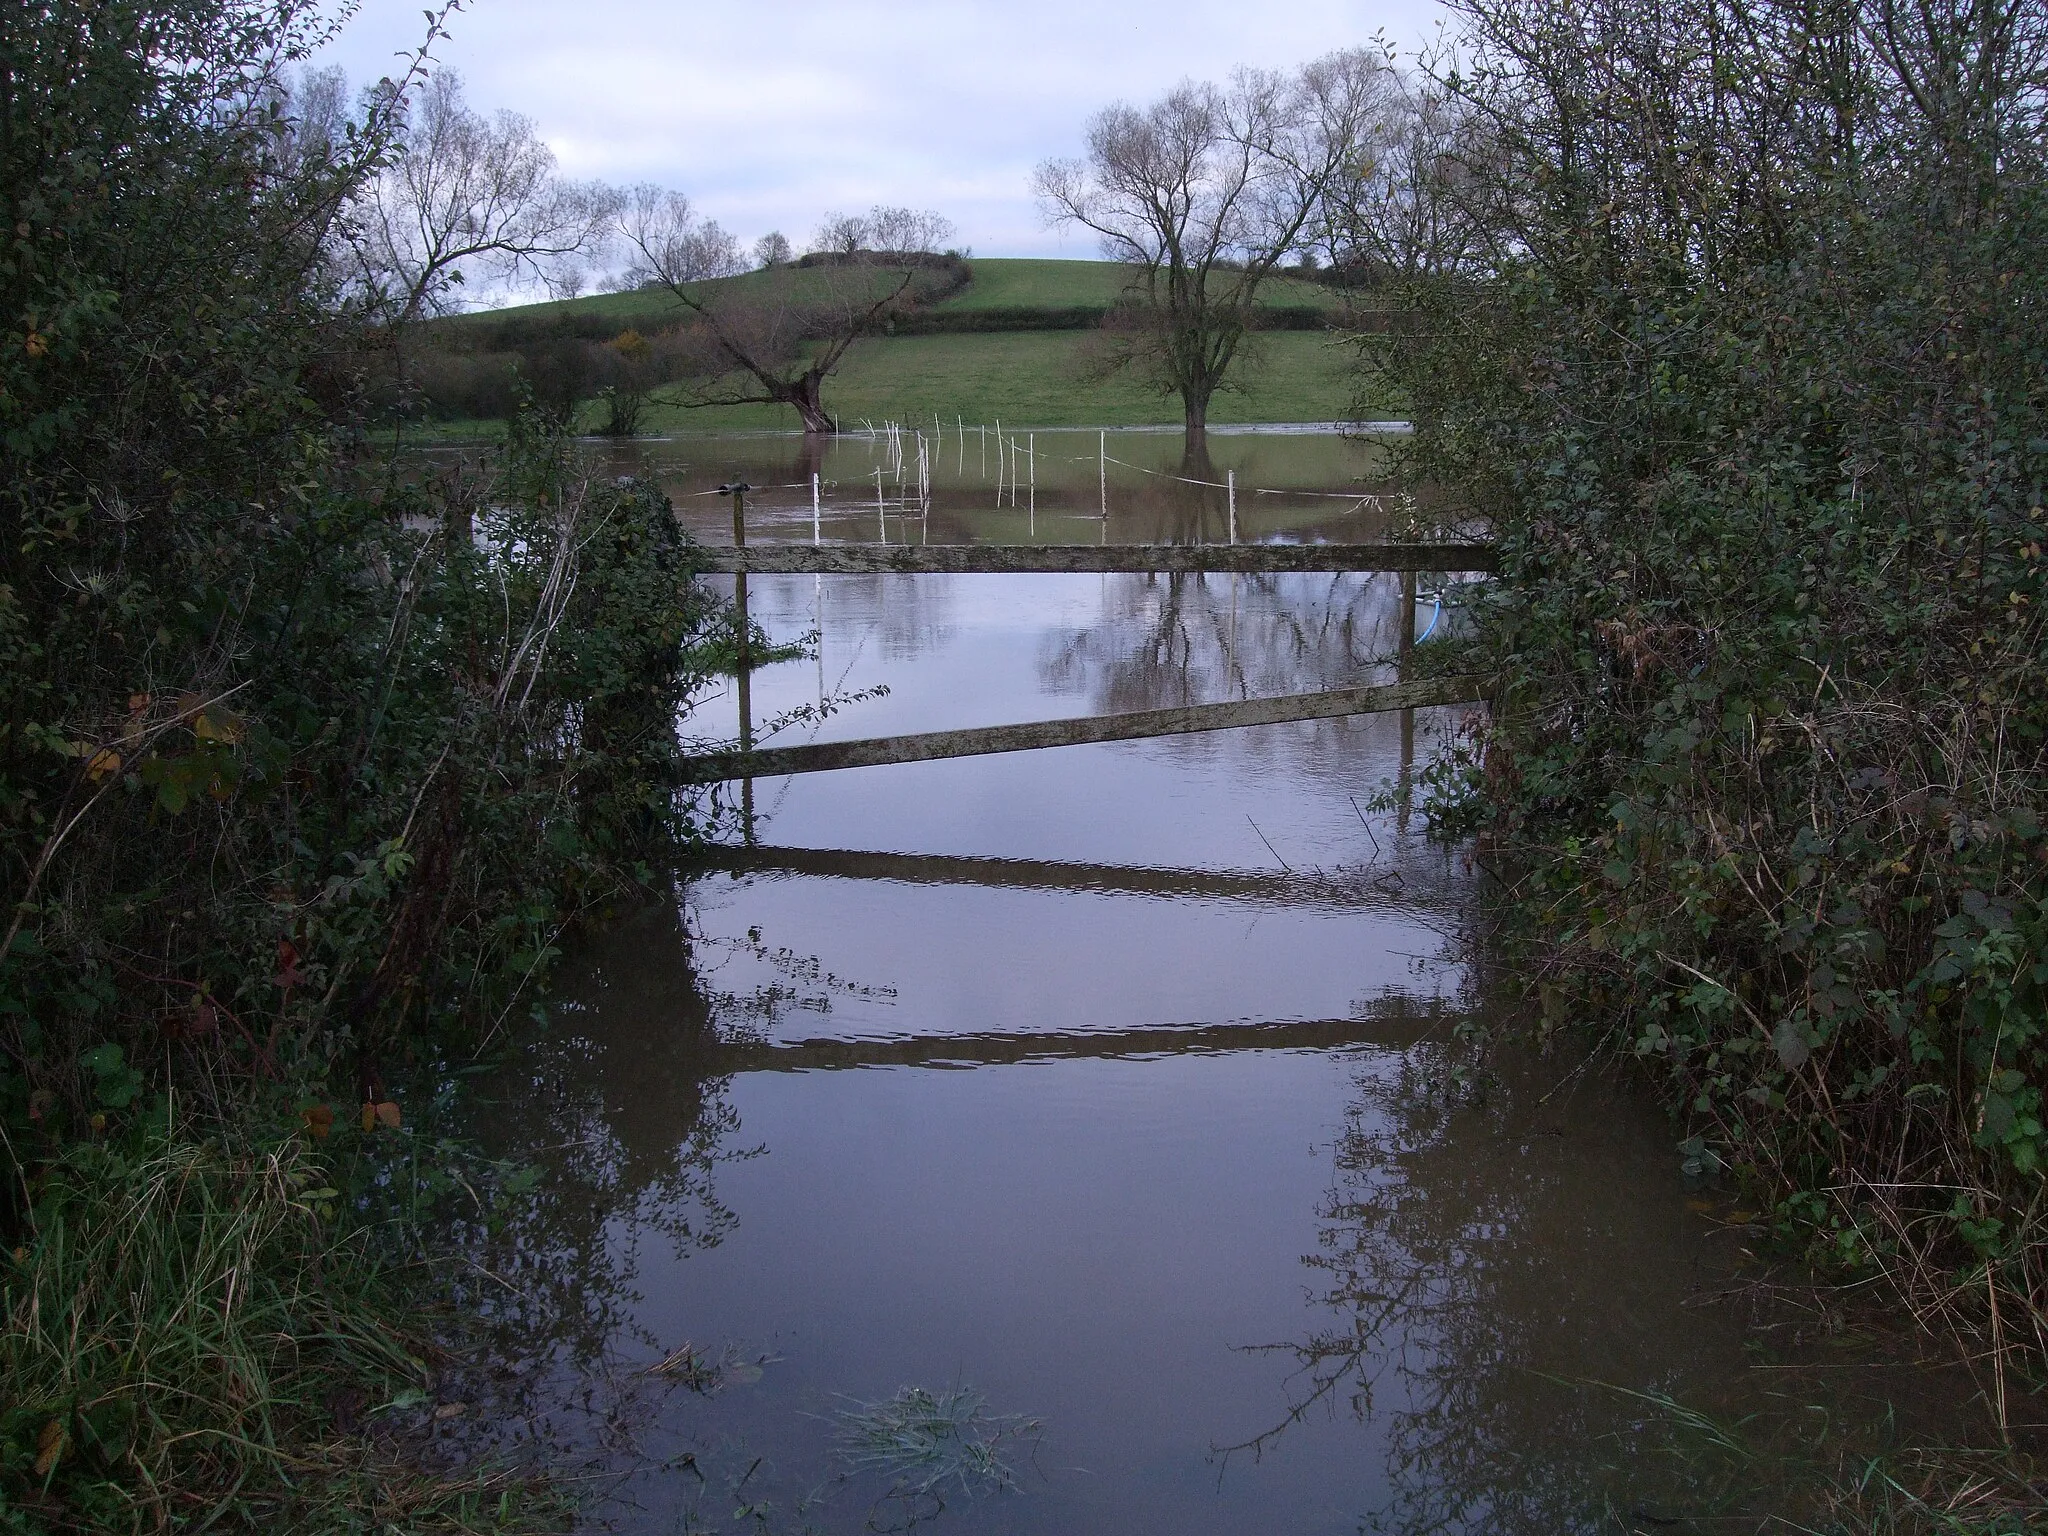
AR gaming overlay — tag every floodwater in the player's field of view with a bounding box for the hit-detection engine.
[456,430,1905,1534]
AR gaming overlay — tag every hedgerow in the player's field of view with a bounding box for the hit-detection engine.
[1,2,724,1523]
[1378,0,2048,1386]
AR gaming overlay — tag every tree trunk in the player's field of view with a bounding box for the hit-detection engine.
[777,371,837,435]
[1181,383,1210,434]
[1176,429,1216,482]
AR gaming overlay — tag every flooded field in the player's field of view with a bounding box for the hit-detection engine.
[452,431,1969,1534]
[599,421,1432,553]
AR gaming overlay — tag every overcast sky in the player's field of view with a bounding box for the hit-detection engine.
[316,0,1451,263]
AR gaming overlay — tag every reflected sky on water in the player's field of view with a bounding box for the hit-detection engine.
[450,432,1963,1535]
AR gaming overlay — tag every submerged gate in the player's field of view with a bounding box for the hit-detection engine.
[685,484,1494,788]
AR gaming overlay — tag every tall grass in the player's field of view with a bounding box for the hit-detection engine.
[1605,1386,2047,1535]
[2,1125,554,1532]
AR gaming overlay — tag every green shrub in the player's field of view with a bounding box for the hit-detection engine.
[1379,0,2048,1373]
[2,0,726,1521]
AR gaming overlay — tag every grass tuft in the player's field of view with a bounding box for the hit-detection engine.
[0,1128,555,1534]
[832,1385,1037,1500]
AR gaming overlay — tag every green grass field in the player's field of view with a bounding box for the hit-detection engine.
[629,329,1360,431]
[409,329,1364,439]
[419,259,1370,436]
[925,257,1342,313]
[444,258,1343,337]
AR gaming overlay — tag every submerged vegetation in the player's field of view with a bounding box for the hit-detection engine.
[833,1386,1039,1502]
[1378,0,2048,1399]
[1,0,724,1524]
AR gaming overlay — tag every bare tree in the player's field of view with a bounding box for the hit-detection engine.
[277,64,352,180]
[621,196,960,434]
[347,72,618,321]
[1036,49,1397,432]
[862,205,959,254]
[1313,72,1488,283]
[752,230,793,268]
[811,210,871,256]
[615,188,744,286]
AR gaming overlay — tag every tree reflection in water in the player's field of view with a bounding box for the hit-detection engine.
[1038,567,1400,718]
[459,895,750,1376]
[1221,1041,1754,1536]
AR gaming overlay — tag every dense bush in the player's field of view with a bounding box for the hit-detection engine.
[1,0,723,1520]
[401,346,527,422]
[1380,0,2048,1376]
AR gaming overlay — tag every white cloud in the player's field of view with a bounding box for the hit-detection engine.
[317,0,1449,260]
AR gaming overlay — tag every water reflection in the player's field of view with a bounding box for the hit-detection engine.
[458,432,1757,1532]
[703,843,1419,909]
[1038,570,1400,715]
[475,910,1757,1535]
[1224,1044,1759,1534]
[470,900,746,1373]
[576,426,1417,550]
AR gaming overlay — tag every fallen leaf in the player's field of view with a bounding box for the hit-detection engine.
[432,1402,467,1421]
[360,1102,377,1134]
[33,1420,65,1478]
[302,1104,334,1139]
[194,707,245,745]
[84,748,121,782]
[373,1100,402,1130]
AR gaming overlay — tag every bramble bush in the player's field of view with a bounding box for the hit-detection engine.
[1376,0,2048,1381]
[1,1,725,1523]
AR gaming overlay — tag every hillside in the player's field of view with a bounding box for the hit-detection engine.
[415,258,1371,433]
[615,329,1362,433]
[927,257,1342,313]
[438,258,1348,345]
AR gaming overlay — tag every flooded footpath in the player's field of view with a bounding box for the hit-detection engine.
[446,430,1985,1535]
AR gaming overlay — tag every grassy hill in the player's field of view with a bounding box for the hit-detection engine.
[619,330,1362,433]
[444,258,1344,339]
[418,258,1370,433]
[924,257,1341,313]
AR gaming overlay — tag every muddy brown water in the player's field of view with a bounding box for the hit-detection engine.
[449,429,1973,1534]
